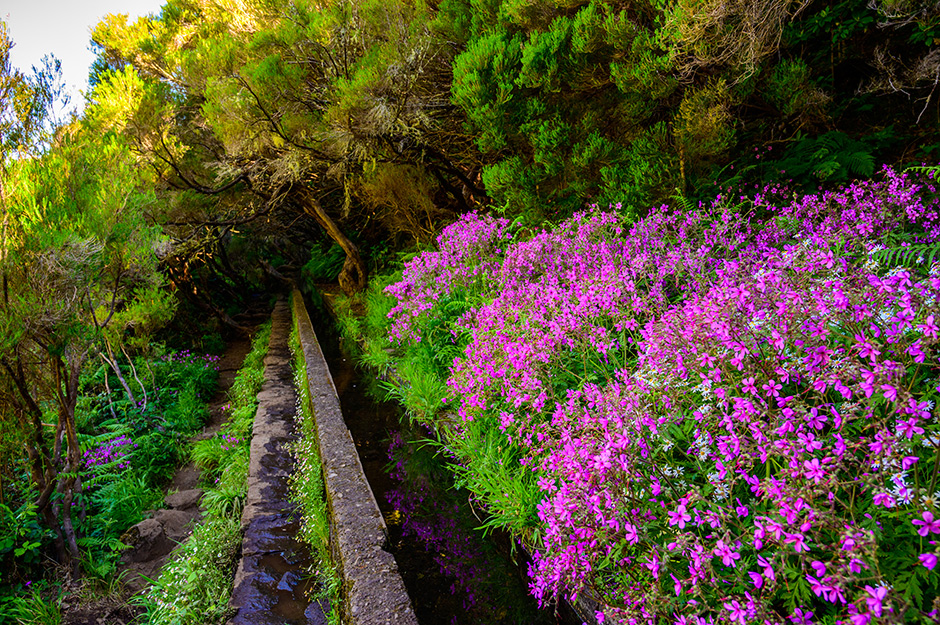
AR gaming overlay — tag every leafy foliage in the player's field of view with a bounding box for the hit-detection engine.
[383,167,940,623]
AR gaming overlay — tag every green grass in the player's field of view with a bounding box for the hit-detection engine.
[289,301,342,625]
[379,358,450,424]
[141,322,271,625]
[6,586,62,625]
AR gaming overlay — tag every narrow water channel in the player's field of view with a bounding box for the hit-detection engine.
[304,292,558,625]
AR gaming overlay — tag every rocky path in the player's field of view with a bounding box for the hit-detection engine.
[61,332,255,625]
[117,333,255,593]
[227,298,324,625]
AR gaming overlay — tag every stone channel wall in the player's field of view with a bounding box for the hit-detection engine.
[291,290,418,625]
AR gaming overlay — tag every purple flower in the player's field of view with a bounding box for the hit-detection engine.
[784,532,809,552]
[713,540,740,567]
[668,505,691,529]
[863,585,888,617]
[790,608,813,625]
[913,511,940,536]
[723,600,747,625]
[803,458,825,483]
[897,417,925,439]
[920,553,938,570]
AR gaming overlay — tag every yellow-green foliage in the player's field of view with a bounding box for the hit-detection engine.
[355,164,444,244]
[764,58,829,118]
[675,79,735,165]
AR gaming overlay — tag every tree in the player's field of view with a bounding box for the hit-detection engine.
[91,0,483,294]
[0,29,170,571]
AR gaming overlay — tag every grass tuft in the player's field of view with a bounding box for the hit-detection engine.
[289,298,342,625]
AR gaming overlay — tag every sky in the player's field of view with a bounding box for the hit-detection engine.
[0,0,167,113]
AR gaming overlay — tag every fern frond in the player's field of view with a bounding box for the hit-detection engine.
[77,424,131,453]
[904,164,940,179]
[671,188,695,214]
[870,242,940,269]
[844,150,874,177]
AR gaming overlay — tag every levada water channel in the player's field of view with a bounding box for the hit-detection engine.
[304,290,568,625]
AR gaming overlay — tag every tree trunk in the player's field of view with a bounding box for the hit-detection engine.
[296,190,368,294]
[58,354,84,578]
[98,348,137,406]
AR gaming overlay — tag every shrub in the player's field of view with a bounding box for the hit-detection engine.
[386,166,940,624]
[86,476,162,543]
[133,431,183,487]
[143,517,241,625]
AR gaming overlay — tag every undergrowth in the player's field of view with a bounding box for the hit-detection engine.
[289,296,342,625]
[142,322,271,625]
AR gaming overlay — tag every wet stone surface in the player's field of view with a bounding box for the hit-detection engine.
[293,291,418,625]
[228,299,325,625]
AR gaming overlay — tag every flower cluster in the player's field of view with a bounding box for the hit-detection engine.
[387,167,940,624]
[385,211,514,343]
[82,434,136,477]
[161,350,221,370]
[219,433,241,452]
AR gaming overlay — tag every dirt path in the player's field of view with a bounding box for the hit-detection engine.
[61,331,256,625]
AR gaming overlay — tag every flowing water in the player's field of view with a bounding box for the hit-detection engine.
[305,293,560,625]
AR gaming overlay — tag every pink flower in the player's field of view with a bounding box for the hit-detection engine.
[913,511,940,536]
[897,418,925,439]
[784,532,809,552]
[723,600,747,625]
[920,553,938,570]
[803,458,825,483]
[873,492,895,508]
[762,379,782,397]
[714,540,741,567]
[668,505,692,529]
[623,523,639,544]
[881,384,898,402]
[864,585,889,617]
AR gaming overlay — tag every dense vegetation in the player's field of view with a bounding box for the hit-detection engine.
[373,169,940,623]
[2,0,940,622]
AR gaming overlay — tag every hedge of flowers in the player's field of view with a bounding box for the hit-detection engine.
[385,166,940,624]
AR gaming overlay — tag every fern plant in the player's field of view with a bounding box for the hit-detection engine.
[774,131,875,185]
[870,242,940,269]
[77,426,136,489]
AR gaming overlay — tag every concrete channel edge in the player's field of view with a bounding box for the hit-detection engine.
[291,289,419,625]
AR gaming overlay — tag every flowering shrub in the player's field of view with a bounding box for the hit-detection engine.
[386,167,940,624]
[385,211,515,345]
[81,434,136,479]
